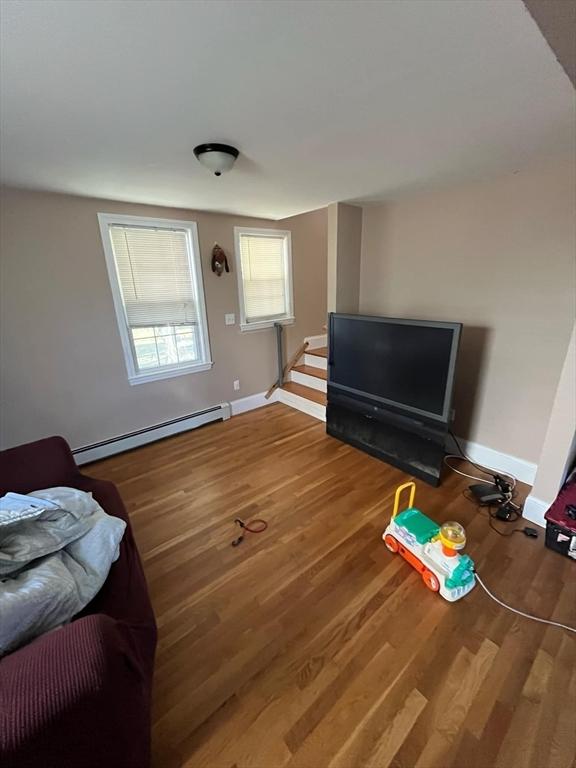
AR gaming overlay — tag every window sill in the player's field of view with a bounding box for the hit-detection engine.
[240,317,295,333]
[128,361,213,386]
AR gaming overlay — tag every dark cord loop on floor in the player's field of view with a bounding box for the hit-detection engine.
[231,517,268,546]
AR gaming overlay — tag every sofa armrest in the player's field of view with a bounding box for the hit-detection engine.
[0,436,82,496]
[0,614,152,768]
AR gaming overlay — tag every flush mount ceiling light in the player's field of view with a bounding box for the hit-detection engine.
[193,143,239,176]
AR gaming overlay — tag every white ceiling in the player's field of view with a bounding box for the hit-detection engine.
[1,0,574,219]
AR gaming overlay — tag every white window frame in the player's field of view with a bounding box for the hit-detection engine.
[98,212,213,385]
[234,227,295,332]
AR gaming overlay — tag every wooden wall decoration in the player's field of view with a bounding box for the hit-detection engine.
[211,243,230,276]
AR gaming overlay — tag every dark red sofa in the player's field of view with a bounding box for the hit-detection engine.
[0,436,157,768]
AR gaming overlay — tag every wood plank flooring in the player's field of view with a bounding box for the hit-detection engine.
[86,404,576,768]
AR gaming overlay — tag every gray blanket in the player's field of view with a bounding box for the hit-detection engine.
[0,487,126,655]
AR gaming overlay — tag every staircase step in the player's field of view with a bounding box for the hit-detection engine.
[303,351,327,371]
[290,367,327,393]
[306,346,328,358]
[281,382,327,406]
[277,381,326,422]
[292,364,327,381]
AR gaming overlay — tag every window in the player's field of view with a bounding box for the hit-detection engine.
[98,213,212,384]
[234,227,294,331]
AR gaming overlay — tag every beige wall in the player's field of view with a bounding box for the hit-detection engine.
[523,0,576,88]
[326,202,362,313]
[327,203,338,313]
[0,188,327,450]
[360,156,576,464]
[529,323,576,504]
[336,203,362,314]
[278,206,327,357]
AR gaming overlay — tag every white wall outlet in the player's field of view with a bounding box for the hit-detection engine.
[225,313,235,326]
[233,379,240,391]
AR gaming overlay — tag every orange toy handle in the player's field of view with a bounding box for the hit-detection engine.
[392,481,416,519]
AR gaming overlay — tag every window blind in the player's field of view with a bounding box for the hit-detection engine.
[238,233,288,322]
[109,225,197,327]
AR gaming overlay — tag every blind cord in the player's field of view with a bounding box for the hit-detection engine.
[122,228,139,298]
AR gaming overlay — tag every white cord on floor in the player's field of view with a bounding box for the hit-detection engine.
[474,571,576,634]
[443,456,496,485]
[443,454,517,490]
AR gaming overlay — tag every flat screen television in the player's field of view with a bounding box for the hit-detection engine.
[328,313,461,426]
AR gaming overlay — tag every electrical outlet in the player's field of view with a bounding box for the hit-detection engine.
[225,313,235,326]
[233,379,240,391]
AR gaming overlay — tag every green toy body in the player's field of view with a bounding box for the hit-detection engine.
[383,484,476,601]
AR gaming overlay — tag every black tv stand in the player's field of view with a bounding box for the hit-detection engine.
[326,389,448,486]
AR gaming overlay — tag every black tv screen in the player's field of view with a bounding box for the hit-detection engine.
[328,314,461,424]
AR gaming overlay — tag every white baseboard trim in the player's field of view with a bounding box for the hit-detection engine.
[276,388,326,422]
[447,435,537,486]
[73,403,231,464]
[522,495,551,528]
[304,333,327,349]
[229,390,277,416]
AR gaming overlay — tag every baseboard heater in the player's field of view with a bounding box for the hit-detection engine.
[72,403,231,465]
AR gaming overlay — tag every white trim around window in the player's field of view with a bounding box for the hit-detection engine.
[98,213,213,385]
[234,227,295,332]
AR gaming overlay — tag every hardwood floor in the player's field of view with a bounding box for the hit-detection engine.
[87,404,576,768]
